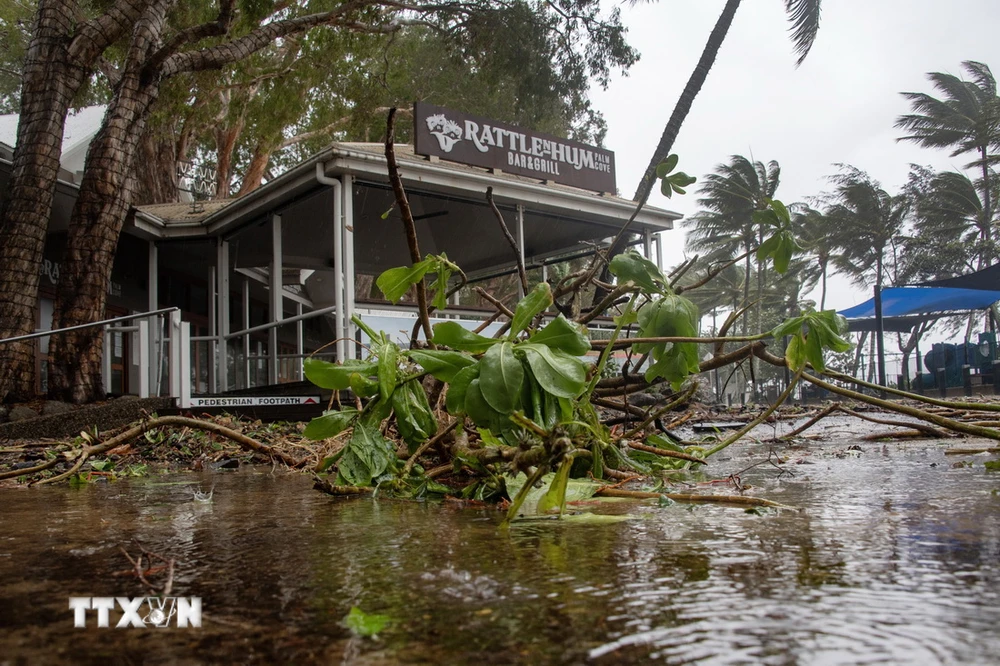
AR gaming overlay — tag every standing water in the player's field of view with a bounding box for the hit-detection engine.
[1,434,998,664]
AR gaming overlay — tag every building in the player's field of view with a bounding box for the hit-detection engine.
[2,107,681,402]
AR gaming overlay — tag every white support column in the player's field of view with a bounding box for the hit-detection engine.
[207,265,216,393]
[169,309,182,399]
[148,242,158,394]
[179,321,191,408]
[137,319,150,398]
[216,239,230,392]
[242,278,250,388]
[643,229,653,260]
[269,214,283,384]
[102,328,113,394]
[541,264,549,312]
[296,301,304,380]
[655,233,663,272]
[516,204,526,298]
[343,175,356,357]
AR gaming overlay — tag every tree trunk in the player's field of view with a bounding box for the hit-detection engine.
[47,1,170,402]
[236,143,272,196]
[631,0,742,204]
[0,0,146,402]
[214,120,243,199]
[133,129,180,205]
[0,1,95,402]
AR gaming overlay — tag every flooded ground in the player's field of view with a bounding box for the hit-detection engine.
[1,418,999,664]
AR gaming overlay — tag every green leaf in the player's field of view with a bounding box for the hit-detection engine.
[344,607,390,638]
[392,380,437,449]
[753,208,780,228]
[785,334,807,371]
[303,408,360,440]
[349,372,379,398]
[660,179,673,198]
[805,329,826,372]
[755,233,781,263]
[445,364,479,415]
[771,315,806,341]
[609,250,666,294]
[655,154,679,178]
[503,472,602,517]
[518,343,587,398]
[773,234,794,273]
[427,256,454,310]
[304,358,376,390]
[464,378,502,429]
[377,341,399,402]
[375,259,433,303]
[537,457,572,516]
[406,349,475,382]
[528,315,591,355]
[479,342,524,414]
[337,424,396,487]
[431,321,500,353]
[510,282,553,337]
[769,198,791,224]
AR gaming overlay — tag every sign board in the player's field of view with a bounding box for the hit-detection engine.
[413,102,616,193]
[189,396,320,408]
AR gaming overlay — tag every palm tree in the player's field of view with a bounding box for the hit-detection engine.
[909,167,998,270]
[826,165,908,387]
[685,155,780,402]
[895,61,1000,251]
[791,206,837,309]
[632,0,823,204]
[685,155,781,309]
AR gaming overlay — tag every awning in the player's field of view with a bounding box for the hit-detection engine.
[918,263,1000,291]
[838,286,1000,332]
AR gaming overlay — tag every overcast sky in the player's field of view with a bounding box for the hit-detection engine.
[591,0,1000,311]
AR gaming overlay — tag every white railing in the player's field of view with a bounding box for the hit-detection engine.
[0,307,190,405]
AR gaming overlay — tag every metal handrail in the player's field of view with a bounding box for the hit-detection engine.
[0,307,181,345]
[223,303,340,341]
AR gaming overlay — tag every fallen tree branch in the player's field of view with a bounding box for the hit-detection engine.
[486,187,528,296]
[595,487,797,510]
[626,441,706,465]
[32,416,302,486]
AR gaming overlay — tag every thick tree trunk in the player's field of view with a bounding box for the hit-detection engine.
[213,121,243,198]
[133,129,180,205]
[236,143,272,196]
[47,2,170,402]
[0,1,83,402]
[0,0,147,402]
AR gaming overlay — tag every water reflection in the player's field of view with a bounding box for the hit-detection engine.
[0,439,997,664]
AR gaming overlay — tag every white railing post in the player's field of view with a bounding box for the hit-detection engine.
[137,319,150,398]
[179,321,192,408]
[103,327,113,394]
[169,309,181,399]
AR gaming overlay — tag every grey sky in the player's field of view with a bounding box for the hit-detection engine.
[592,0,1000,311]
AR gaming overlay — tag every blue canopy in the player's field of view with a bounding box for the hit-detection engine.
[839,287,1000,320]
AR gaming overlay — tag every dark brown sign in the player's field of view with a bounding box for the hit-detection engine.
[413,102,616,194]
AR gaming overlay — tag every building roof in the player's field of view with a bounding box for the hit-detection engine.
[0,105,105,158]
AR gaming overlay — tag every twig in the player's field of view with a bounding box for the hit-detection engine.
[474,287,515,319]
[703,369,804,457]
[402,419,458,476]
[623,383,698,438]
[774,404,837,440]
[626,441,707,465]
[32,416,302,486]
[384,108,434,346]
[0,457,61,480]
[595,487,797,510]
[486,187,529,296]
